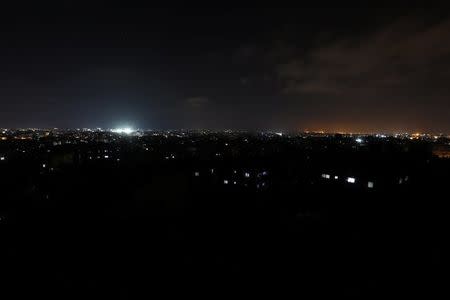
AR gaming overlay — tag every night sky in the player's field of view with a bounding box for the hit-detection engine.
[1,1,450,132]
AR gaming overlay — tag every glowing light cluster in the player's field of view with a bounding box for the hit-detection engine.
[111,127,135,134]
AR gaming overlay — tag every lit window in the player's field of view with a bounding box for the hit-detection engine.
[368,181,374,188]
[347,177,356,183]
[194,172,200,177]
[322,174,330,179]
[245,172,250,178]
[334,176,339,180]
[224,180,229,185]
[0,157,5,161]
[42,164,46,168]
[104,155,109,159]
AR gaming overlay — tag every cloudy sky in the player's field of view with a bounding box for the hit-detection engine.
[0,1,449,132]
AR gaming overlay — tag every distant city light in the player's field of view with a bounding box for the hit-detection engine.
[244,172,250,178]
[355,138,363,143]
[0,156,5,161]
[347,177,356,183]
[194,171,200,177]
[334,176,339,180]
[111,127,135,134]
[224,180,229,185]
[322,174,330,179]
[368,181,374,188]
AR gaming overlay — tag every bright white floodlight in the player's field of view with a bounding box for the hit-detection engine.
[111,127,135,134]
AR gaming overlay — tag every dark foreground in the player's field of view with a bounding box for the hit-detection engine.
[0,132,447,297]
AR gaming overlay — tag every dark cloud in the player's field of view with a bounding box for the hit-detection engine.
[278,17,450,98]
[272,16,450,132]
[186,96,210,108]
